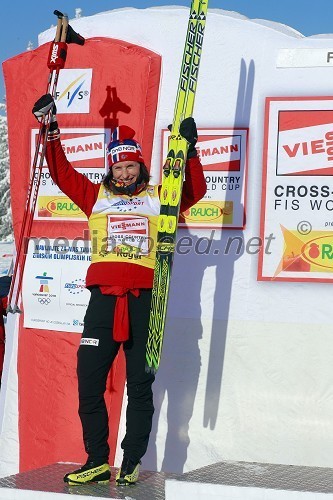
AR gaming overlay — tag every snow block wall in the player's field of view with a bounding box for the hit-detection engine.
[2,6,333,476]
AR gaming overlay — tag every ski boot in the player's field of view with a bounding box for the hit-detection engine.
[64,461,111,485]
[116,457,140,485]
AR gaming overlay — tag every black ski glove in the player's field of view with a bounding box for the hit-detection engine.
[168,117,198,158]
[32,94,58,132]
[179,117,198,158]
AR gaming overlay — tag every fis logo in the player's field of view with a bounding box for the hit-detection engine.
[56,74,89,108]
[55,69,93,114]
[56,74,88,107]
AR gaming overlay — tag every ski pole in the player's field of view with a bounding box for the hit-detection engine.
[6,13,64,313]
[7,11,85,313]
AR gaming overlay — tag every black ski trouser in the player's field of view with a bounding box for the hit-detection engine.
[77,287,155,465]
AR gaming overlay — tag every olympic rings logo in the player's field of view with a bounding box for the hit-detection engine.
[38,298,51,305]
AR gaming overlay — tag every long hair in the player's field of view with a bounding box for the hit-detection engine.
[103,162,150,191]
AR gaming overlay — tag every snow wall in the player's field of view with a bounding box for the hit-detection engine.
[2,5,333,476]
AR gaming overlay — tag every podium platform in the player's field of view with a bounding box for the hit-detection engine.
[165,460,333,499]
[2,461,333,499]
[0,462,176,500]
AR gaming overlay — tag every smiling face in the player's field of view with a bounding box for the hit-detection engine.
[111,160,141,186]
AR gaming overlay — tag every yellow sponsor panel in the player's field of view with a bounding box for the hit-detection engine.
[181,201,233,225]
[281,227,333,273]
[38,196,84,218]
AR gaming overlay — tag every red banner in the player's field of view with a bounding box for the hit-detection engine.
[3,37,161,471]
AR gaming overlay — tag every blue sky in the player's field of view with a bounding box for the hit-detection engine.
[1,0,332,100]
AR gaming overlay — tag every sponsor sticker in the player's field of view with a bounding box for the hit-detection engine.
[107,215,150,254]
[80,338,99,346]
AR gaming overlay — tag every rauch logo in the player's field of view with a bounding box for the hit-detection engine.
[183,202,222,222]
[46,198,83,216]
[302,235,333,270]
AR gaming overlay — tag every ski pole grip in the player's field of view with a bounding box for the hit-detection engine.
[60,15,69,43]
[54,10,64,18]
[54,16,63,43]
[48,11,68,69]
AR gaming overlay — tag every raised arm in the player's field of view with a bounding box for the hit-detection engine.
[178,117,207,212]
[45,136,99,217]
[33,94,99,217]
[180,155,207,212]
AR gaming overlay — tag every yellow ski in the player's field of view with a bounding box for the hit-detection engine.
[146,0,208,372]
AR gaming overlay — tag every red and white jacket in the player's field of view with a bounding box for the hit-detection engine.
[45,137,207,289]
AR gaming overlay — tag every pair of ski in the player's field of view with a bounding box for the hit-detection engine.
[146,0,209,372]
[7,11,84,313]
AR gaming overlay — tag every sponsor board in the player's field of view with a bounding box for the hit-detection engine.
[259,97,333,282]
[161,128,248,229]
[55,69,93,114]
[23,239,91,332]
[31,128,108,221]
